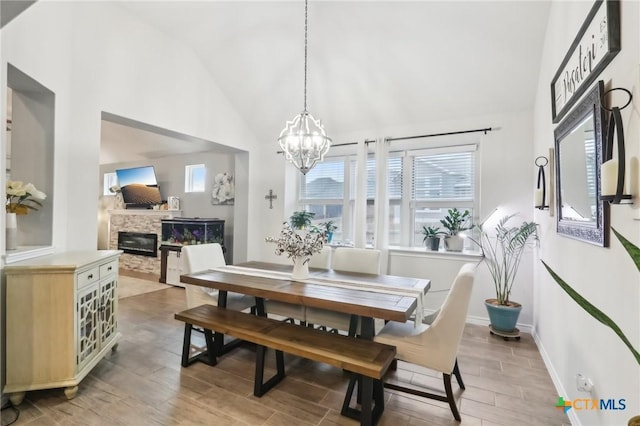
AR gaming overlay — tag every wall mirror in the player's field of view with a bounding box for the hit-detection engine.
[554,80,608,246]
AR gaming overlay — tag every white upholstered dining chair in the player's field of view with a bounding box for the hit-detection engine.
[308,245,332,269]
[331,247,381,274]
[305,247,382,334]
[373,262,476,421]
[181,243,254,312]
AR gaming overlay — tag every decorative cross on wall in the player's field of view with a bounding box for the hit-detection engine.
[265,189,277,209]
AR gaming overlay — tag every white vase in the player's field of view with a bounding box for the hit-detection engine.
[6,212,18,250]
[291,257,310,280]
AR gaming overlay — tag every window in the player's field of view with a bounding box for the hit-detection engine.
[296,143,478,248]
[409,146,476,246]
[300,158,349,243]
[185,164,206,193]
[103,172,118,196]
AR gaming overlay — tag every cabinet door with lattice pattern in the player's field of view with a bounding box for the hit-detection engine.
[100,277,118,344]
[77,283,100,370]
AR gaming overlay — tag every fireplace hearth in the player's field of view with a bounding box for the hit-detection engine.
[117,232,158,257]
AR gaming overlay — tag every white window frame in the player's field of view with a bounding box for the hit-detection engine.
[185,164,206,193]
[103,172,118,196]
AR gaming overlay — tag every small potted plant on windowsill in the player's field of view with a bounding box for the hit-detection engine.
[319,220,338,243]
[289,211,315,230]
[440,208,471,252]
[421,226,445,251]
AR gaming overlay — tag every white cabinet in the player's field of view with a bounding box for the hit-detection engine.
[4,250,122,404]
[165,250,185,287]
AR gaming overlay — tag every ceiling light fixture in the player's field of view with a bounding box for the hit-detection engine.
[278,0,331,175]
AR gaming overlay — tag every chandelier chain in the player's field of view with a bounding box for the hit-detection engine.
[303,0,308,112]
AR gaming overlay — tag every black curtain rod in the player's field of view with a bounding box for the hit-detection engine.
[386,127,493,142]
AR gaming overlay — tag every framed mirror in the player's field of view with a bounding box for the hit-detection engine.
[554,80,608,247]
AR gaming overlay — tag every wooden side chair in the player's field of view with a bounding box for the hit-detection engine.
[373,262,476,421]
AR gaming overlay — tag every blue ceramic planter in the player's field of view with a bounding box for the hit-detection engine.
[485,299,522,332]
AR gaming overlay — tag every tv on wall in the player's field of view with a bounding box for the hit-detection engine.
[115,166,162,208]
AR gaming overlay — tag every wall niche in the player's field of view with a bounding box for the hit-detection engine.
[5,64,55,260]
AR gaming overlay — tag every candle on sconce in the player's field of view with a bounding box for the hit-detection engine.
[601,159,620,196]
[534,188,543,207]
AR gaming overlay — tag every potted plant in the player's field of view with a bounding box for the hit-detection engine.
[420,225,444,251]
[289,211,315,230]
[440,208,471,251]
[471,214,538,334]
[319,220,338,243]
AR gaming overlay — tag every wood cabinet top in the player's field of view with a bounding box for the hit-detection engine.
[4,250,121,273]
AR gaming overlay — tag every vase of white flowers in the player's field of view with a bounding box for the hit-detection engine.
[6,212,17,250]
[5,180,47,250]
[266,222,326,281]
[291,256,310,280]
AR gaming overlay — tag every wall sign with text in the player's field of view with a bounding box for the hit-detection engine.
[550,0,620,123]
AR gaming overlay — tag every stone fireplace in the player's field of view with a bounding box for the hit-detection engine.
[108,210,181,275]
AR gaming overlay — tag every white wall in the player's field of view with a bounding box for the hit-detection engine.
[532,1,640,424]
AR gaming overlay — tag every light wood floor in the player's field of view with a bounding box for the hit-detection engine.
[5,286,569,426]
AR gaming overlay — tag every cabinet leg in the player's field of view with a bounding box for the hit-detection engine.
[64,386,78,400]
[111,343,119,352]
[9,392,25,405]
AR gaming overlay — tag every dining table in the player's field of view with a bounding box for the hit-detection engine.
[180,260,431,340]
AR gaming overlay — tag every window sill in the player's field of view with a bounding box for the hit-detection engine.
[388,246,482,259]
[4,245,55,264]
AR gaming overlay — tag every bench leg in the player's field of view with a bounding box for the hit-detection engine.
[181,323,217,367]
[341,374,384,426]
[254,345,285,397]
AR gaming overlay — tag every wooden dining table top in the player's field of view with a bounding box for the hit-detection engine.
[180,261,431,323]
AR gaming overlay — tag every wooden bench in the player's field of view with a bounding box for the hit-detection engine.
[175,304,396,426]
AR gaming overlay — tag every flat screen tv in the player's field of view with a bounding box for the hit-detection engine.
[115,166,162,208]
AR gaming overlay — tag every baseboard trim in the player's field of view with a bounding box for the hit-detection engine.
[531,326,580,426]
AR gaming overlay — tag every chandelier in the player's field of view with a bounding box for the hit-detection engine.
[278,0,331,175]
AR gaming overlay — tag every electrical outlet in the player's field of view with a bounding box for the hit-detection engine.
[576,373,594,393]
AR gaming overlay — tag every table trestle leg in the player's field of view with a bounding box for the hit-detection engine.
[341,373,385,426]
[253,345,285,397]
[181,323,217,367]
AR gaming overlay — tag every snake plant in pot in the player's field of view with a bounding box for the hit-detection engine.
[471,214,538,333]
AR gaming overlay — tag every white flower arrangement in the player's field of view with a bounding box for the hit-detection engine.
[6,180,47,215]
[266,222,326,262]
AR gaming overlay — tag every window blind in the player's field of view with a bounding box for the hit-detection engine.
[300,159,345,199]
[411,150,475,201]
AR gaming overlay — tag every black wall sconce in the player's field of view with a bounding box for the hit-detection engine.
[535,156,549,210]
[600,87,632,204]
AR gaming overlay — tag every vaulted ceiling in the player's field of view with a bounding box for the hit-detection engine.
[102,1,551,163]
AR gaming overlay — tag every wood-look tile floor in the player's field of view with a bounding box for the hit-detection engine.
[5,286,569,426]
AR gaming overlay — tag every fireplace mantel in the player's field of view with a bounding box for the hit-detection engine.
[108,209,182,216]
